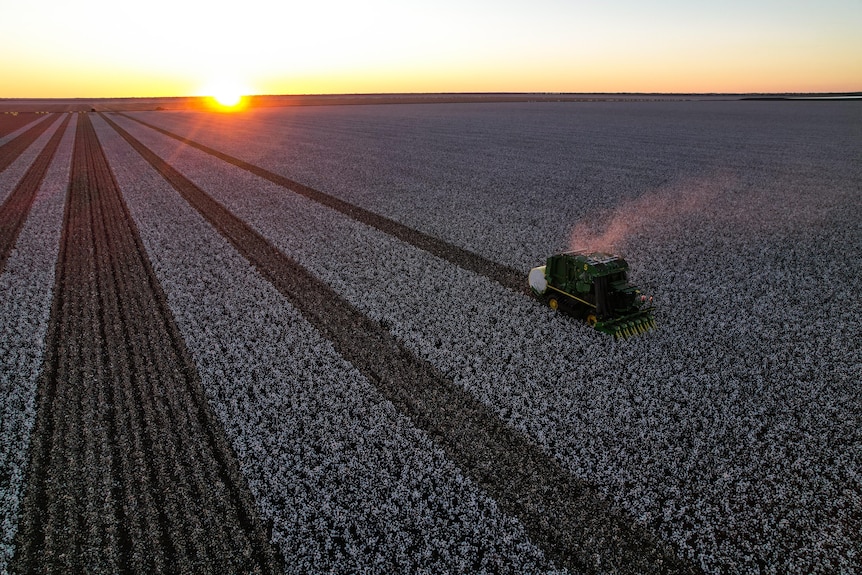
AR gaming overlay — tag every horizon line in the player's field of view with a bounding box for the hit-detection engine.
[2,90,862,101]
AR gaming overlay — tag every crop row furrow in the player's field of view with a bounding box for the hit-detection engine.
[102,113,696,574]
[12,113,281,573]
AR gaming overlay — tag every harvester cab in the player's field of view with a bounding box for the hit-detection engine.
[529,251,655,338]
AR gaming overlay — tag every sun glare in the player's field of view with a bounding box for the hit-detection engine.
[200,79,250,110]
[214,91,242,107]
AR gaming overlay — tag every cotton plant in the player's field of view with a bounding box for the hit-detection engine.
[98,104,862,573]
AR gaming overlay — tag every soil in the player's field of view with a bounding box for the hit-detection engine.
[0,113,50,138]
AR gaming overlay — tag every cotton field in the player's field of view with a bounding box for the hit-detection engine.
[1,100,859,574]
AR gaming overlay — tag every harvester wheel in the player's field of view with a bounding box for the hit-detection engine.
[586,314,597,328]
[547,296,559,311]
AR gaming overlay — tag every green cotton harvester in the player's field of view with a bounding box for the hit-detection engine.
[529,251,655,339]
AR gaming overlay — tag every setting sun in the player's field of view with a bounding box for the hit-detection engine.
[199,78,250,110]
[214,91,241,107]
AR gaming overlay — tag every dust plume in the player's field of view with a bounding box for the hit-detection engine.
[568,172,731,254]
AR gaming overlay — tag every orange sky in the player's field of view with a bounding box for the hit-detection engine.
[1,1,860,98]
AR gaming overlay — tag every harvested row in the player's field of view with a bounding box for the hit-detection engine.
[120,113,526,293]
[0,113,48,139]
[0,114,75,574]
[12,114,281,574]
[92,114,568,574]
[0,114,56,175]
[102,115,695,574]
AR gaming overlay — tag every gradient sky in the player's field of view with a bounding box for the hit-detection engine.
[1,0,860,98]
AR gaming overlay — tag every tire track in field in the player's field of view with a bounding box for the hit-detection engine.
[117,112,527,294]
[0,114,56,173]
[0,114,71,275]
[12,113,282,574]
[103,115,699,575]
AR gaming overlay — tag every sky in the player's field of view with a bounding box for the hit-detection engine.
[1,0,860,98]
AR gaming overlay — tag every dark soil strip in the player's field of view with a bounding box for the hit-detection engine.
[117,112,527,293]
[0,114,56,173]
[0,113,48,138]
[12,113,282,574]
[0,114,71,275]
[104,114,701,575]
